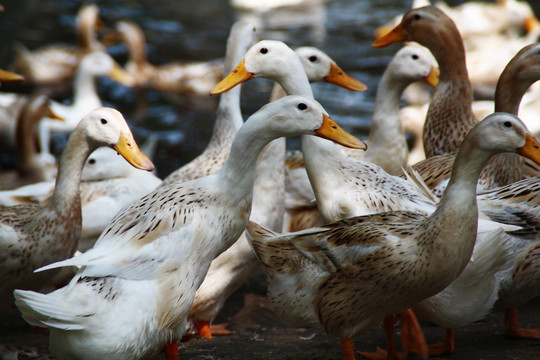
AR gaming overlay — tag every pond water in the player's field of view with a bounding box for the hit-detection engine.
[0,0,536,177]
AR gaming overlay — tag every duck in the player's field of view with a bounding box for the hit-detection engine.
[283,43,437,232]
[0,107,154,311]
[13,4,107,90]
[184,35,367,339]
[0,95,62,190]
[246,111,540,360]
[104,20,224,95]
[372,5,530,192]
[374,0,540,98]
[38,51,135,161]
[12,4,106,87]
[13,95,365,360]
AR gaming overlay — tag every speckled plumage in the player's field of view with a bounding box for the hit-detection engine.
[375,5,529,190]
[1,107,152,311]
[248,113,540,359]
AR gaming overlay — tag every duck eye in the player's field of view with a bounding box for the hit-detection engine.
[414,14,421,21]
[297,103,308,110]
[411,54,419,60]
[88,158,96,164]
[101,118,108,125]
[260,47,268,54]
[503,121,512,128]
[309,55,318,62]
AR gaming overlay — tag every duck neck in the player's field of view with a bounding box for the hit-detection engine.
[216,113,282,203]
[423,32,476,157]
[72,67,100,107]
[494,66,531,115]
[15,104,42,177]
[367,69,407,151]
[430,133,491,231]
[48,127,92,211]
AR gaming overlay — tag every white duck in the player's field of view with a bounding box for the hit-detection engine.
[38,51,135,161]
[185,36,367,339]
[13,95,365,360]
[283,43,438,231]
[0,107,153,311]
[247,112,540,360]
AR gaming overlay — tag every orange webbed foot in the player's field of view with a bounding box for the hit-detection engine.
[357,346,408,360]
[399,309,429,358]
[357,313,408,360]
[208,323,233,336]
[504,307,540,339]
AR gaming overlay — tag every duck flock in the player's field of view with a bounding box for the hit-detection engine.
[1,1,540,359]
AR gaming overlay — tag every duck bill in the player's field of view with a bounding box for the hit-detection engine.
[109,64,136,87]
[518,133,540,165]
[114,131,155,171]
[315,114,367,150]
[210,59,254,95]
[324,63,367,92]
[424,65,439,87]
[46,107,64,122]
[372,22,407,48]
[0,69,24,83]
[524,15,540,34]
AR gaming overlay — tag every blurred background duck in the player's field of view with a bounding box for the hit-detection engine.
[37,51,135,163]
[0,107,154,311]
[0,95,62,190]
[13,4,107,91]
[103,20,224,95]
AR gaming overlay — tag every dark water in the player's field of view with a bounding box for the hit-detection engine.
[0,0,538,177]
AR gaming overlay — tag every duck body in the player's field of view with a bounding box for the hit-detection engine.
[14,96,364,360]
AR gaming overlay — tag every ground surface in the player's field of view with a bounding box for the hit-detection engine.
[1,271,540,360]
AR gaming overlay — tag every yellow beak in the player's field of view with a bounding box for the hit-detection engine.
[315,114,367,150]
[518,133,540,166]
[372,22,407,48]
[0,69,24,84]
[324,63,367,92]
[114,131,155,171]
[210,59,254,95]
[109,64,136,87]
[424,65,439,87]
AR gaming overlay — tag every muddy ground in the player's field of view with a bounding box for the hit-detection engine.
[1,271,540,360]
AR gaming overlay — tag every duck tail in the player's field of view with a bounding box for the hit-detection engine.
[13,289,84,330]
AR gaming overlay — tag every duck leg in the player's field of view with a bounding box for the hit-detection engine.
[340,337,357,360]
[357,313,408,360]
[164,341,179,360]
[399,308,429,358]
[195,320,232,339]
[504,307,540,339]
[426,328,454,355]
